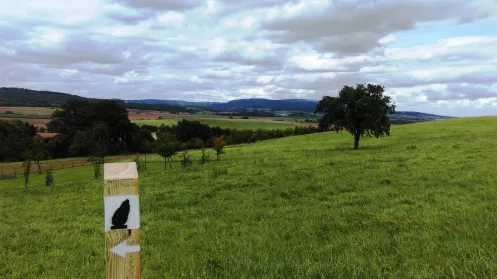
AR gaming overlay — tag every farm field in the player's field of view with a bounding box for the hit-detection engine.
[0,107,317,131]
[0,107,55,115]
[1,117,497,278]
[133,117,302,130]
[0,117,50,128]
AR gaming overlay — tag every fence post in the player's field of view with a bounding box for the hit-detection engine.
[104,162,141,279]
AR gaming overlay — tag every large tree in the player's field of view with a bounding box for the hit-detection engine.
[48,99,132,154]
[155,132,179,170]
[48,99,152,155]
[316,84,395,150]
[0,120,37,162]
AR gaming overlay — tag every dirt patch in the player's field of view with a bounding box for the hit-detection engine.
[129,111,214,121]
[0,107,55,115]
[0,117,50,128]
[38,133,57,138]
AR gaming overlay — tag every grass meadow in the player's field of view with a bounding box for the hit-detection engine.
[133,117,298,130]
[1,117,497,278]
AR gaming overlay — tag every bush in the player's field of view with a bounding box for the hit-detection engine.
[212,136,226,161]
[200,148,210,165]
[181,150,192,167]
[39,127,46,133]
[45,169,54,186]
[241,117,250,119]
[5,111,13,114]
[133,156,143,172]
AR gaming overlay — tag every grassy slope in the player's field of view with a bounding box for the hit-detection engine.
[133,118,297,130]
[1,117,497,278]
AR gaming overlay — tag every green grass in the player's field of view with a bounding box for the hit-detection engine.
[1,117,497,278]
[133,117,297,130]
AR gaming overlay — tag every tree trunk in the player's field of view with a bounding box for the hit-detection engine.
[354,132,361,150]
[144,153,147,170]
[164,158,167,170]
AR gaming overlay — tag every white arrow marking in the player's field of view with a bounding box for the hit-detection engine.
[111,241,140,258]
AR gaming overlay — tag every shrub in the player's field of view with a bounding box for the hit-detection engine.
[133,156,143,172]
[212,136,226,161]
[200,148,210,165]
[181,150,192,167]
[5,111,13,114]
[45,169,54,186]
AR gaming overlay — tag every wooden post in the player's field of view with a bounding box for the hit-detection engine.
[104,162,141,279]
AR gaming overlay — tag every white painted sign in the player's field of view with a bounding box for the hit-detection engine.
[111,241,141,258]
[104,195,140,232]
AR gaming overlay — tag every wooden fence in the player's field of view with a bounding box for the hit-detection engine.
[0,154,151,180]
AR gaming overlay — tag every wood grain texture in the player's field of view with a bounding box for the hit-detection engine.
[105,229,140,279]
[104,178,139,197]
[104,163,141,279]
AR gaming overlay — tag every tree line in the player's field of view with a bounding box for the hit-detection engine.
[0,87,193,113]
[0,99,322,165]
[2,82,395,171]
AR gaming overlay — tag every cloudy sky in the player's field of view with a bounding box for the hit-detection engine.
[1,0,496,116]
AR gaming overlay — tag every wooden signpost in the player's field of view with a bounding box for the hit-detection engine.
[104,162,141,279]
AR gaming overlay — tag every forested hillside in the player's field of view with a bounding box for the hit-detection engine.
[0,87,84,107]
[0,87,192,113]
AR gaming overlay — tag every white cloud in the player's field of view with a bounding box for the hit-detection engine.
[59,69,79,77]
[379,34,396,45]
[241,16,257,29]
[256,76,275,84]
[289,53,371,71]
[207,0,217,14]
[1,0,497,116]
[158,11,185,25]
[206,38,227,57]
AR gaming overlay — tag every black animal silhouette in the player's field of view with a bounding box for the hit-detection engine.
[111,199,130,230]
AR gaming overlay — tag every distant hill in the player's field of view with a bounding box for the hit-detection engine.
[0,87,84,107]
[388,111,453,124]
[125,98,319,112]
[0,87,192,113]
[2,87,454,123]
[125,98,454,122]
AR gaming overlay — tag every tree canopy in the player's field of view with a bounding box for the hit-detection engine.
[316,84,395,149]
[0,120,37,162]
[48,99,153,155]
